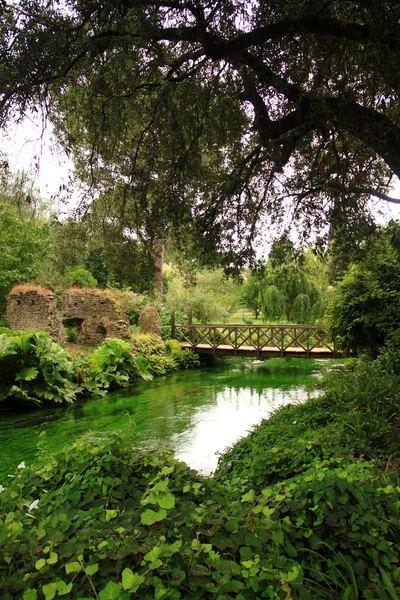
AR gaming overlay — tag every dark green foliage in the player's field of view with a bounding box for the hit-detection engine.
[90,338,153,388]
[0,329,199,409]
[329,223,400,355]
[0,440,214,600]
[84,246,109,287]
[259,243,325,324]
[3,1,400,268]
[0,204,52,313]
[116,291,148,326]
[0,359,399,600]
[0,329,80,407]
[64,325,78,343]
[159,309,188,340]
[240,273,262,319]
[165,339,200,370]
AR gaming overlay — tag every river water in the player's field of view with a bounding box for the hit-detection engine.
[0,357,338,481]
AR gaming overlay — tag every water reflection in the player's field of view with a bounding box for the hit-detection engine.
[174,383,318,475]
[0,358,337,481]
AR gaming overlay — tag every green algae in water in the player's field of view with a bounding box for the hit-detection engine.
[0,358,343,480]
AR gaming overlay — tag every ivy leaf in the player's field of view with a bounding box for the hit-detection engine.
[241,489,255,503]
[65,561,82,574]
[56,581,73,596]
[121,568,145,592]
[35,558,46,571]
[47,552,58,565]
[143,546,163,569]
[42,583,57,600]
[23,591,37,600]
[98,580,124,600]
[105,509,119,521]
[140,508,167,525]
[85,564,99,576]
[157,493,175,510]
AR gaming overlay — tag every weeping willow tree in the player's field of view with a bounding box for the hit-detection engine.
[259,237,327,324]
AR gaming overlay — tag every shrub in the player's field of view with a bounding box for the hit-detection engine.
[159,308,188,340]
[114,290,148,325]
[131,332,166,357]
[0,435,398,599]
[0,328,79,407]
[165,339,200,369]
[90,338,153,388]
[146,353,178,376]
[328,223,400,355]
[65,325,79,342]
[62,266,98,289]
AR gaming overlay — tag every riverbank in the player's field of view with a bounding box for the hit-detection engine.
[0,350,399,598]
[0,328,200,410]
[0,356,325,479]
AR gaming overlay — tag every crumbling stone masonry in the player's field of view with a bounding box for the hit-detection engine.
[6,285,131,345]
[6,284,65,341]
[138,305,162,335]
[63,288,130,345]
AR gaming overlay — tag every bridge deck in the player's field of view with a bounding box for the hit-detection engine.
[181,343,336,359]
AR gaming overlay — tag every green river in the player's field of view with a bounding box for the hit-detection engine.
[0,357,340,482]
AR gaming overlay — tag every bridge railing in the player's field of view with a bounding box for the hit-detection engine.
[173,323,334,354]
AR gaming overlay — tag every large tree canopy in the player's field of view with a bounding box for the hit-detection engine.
[1,0,400,268]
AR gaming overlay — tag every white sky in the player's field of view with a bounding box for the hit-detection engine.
[0,114,77,212]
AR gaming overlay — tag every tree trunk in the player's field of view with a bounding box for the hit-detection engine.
[154,239,164,297]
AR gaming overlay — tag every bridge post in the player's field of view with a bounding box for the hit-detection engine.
[171,312,176,339]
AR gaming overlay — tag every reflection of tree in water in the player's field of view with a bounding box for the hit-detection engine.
[0,359,326,479]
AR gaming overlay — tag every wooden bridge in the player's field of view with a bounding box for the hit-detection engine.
[172,323,336,358]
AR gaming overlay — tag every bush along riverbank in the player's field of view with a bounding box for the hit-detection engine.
[0,328,200,409]
[0,351,399,598]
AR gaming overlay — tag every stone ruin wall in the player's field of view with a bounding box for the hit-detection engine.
[6,285,65,341]
[63,288,131,346]
[6,285,131,345]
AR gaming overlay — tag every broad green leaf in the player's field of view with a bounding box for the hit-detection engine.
[47,552,58,565]
[98,580,123,600]
[115,527,125,535]
[65,561,83,574]
[143,546,163,569]
[241,489,255,503]
[121,568,145,592]
[85,564,99,576]
[105,509,119,521]
[35,558,46,571]
[42,583,57,600]
[161,466,174,475]
[56,581,73,596]
[157,493,175,510]
[23,591,37,600]
[168,540,182,555]
[140,508,167,525]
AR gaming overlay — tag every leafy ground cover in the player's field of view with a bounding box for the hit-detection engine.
[0,329,200,409]
[0,351,399,598]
